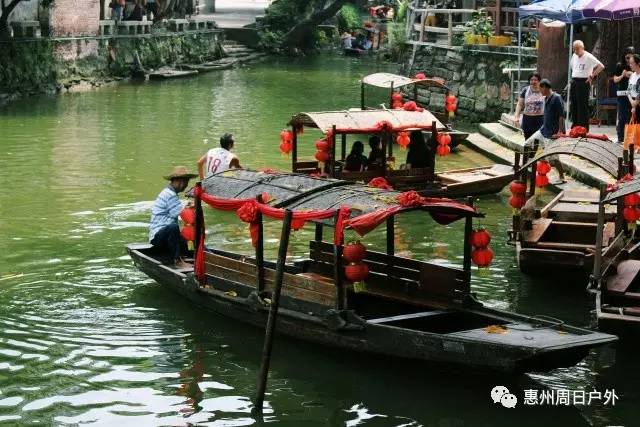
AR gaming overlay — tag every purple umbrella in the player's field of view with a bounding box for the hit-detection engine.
[582,0,640,20]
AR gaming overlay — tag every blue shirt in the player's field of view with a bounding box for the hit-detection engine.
[149,185,183,241]
[540,92,565,138]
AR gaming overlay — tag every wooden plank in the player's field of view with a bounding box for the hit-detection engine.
[523,218,552,243]
[607,260,640,295]
[368,310,447,324]
[535,242,595,249]
[539,191,564,217]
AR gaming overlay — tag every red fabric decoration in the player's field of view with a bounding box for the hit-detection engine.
[397,190,424,207]
[509,195,526,209]
[315,150,330,163]
[402,101,423,112]
[536,174,550,188]
[181,224,195,241]
[469,228,491,248]
[345,263,369,282]
[374,120,394,132]
[569,126,588,138]
[396,131,410,150]
[237,202,258,223]
[436,145,451,156]
[472,247,494,267]
[343,241,366,263]
[414,73,426,80]
[368,177,392,189]
[536,161,552,175]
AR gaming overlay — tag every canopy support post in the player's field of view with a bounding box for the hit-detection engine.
[389,81,395,108]
[315,223,323,242]
[255,194,265,293]
[333,210,346,311]
[528,158,537,197]
[330,125,337,178]
[253,209,294,416]
[566,24,574,132]
[590,186,607,290]
[517,16,522,110]
[630,148,635,175]
[431,121,438,181]
[617,157,625,235]
[291,125,298,172]
[387,130,393,164]
[341,133,347,162]
[361,81,365,110]
[463,196,473,277]
[193,181,204,285]
[386,216,395,256]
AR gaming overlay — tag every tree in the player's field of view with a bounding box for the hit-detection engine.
[153,0,193,23]
[0,0,53,39]
[280,0,353,50]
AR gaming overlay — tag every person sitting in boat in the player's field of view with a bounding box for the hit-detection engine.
[341,32,354,49]
[523,79,566,183]
[405,130,434,169]
[353,33,367,50]
[149,166,198,269]
[344,141,368,172]
[367,136,386,171]
[198,133,241,180]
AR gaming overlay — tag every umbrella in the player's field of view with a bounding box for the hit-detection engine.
[582,0,640,20]
[519,0,593,23]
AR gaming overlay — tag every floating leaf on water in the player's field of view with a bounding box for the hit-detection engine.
[484,325,508,334]
[225,290,238,297]
[0,273,23,282]
[263,298,272,305]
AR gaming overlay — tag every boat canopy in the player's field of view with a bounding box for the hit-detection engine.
[362,72,448,90]
[521,136,623,178]
[201,169,480,228]
[603,175,640,202]
[288,109,445,133]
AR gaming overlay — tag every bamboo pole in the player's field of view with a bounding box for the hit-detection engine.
[333,210,345,310]
[255,194,264,293]
[253,209,294,415]
[591,186,607,289]
[463,196,474,276]
[291,125,297,172]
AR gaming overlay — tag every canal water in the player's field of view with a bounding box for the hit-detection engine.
[0,56,635,426]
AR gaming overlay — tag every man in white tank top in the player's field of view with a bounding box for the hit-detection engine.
[198,133,241,179]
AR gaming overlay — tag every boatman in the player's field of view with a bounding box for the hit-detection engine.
[198,133,241,180]
[570,40,604,130]
[149,166,198,269]
[524,79,566,184]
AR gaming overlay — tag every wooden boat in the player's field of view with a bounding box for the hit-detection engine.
[287,108,515,197]
[148,67,199,80]
[177,58,238,73]
[590,175,640,337]
[128,170,616,373]
[511,137,626,274]
[360,72,464,140]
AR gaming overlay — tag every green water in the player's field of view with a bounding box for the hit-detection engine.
[0,56,636,426]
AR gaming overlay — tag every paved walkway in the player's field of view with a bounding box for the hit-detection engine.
[204,0,272,29]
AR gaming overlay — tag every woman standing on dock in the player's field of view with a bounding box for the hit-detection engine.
[514,72,545,141]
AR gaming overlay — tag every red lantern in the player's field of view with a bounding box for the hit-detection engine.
[280,129,293,144]
[624,193,640,206]
[470,229,491,248]
[536,161,551,175]
[343,241,366,263]
[279,140,292,155]
[437,133,452,146]
[509,180,527,195]
[472,247,494,267]
[181,224,195,241]
[345,262,369,282]
[315,150,330,163]
[414,73,426,80]
[445,94,457,118]
[396,131,410,150]
[315,139,330,152]
[509,195,526,209]
[436,144,451,157]
[535,174,550,188]
[623,207,639,223]
[391,92,403,102]
[180,207,196,224]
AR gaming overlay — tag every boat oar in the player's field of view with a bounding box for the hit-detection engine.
[252,209,293,416]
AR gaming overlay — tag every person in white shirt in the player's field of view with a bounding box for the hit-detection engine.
[570,40,604,130]
[197,133,241,180]
[627,54,640,114]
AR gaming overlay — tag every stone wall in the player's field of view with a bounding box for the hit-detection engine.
[49,0,100,36]
[0,31,223,102]
[407,44,537,122]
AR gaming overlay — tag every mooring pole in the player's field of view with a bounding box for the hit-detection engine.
[253,209,294,415]
[255,194,265,293]
[591,186,607,289]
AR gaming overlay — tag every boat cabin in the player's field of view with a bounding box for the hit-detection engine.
[512,137,627,274]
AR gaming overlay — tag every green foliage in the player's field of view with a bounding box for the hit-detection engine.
[387,21,407,61]
[336,3,362,32]
[258,29,286,53]
[261,0,312,32]
[464,9,493,38]
[395,0,408,23]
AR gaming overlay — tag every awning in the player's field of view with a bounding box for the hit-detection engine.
[288,109,446,133]
[361,72,449,90]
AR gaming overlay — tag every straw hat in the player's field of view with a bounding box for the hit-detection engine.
[163,166,198,180]
[341,32,352,39]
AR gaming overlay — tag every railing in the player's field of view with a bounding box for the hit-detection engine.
[485,4,538,35]
[406,5,475,46]
[503,66,537,114]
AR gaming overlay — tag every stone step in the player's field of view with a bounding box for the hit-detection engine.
[223,46,253,54]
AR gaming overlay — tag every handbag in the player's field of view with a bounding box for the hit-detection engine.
[624,113,640,152]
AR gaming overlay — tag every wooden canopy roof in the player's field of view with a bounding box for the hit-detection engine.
[201,169,479,224]
[288,109,446,133]
[361,72,449,90]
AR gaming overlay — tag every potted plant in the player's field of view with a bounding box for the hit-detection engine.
[463,9,493,45]
[488,34,511,46]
